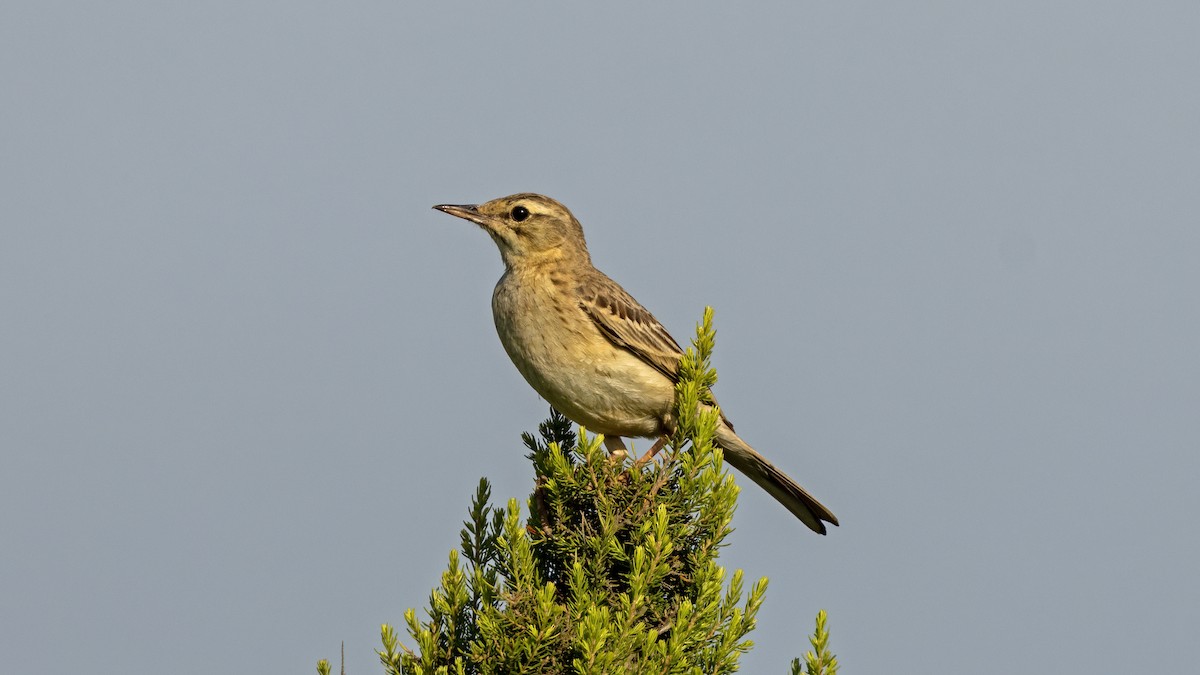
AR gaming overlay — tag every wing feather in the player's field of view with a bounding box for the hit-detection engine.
[578,275,684,382]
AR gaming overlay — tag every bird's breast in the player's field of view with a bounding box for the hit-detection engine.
[491,270,673,438]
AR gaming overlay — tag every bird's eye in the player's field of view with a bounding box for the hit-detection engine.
[511,206,530,222]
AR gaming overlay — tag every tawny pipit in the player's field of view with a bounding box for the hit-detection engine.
[434,193,838,534]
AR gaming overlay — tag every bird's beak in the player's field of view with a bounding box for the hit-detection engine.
[433,203,488,227]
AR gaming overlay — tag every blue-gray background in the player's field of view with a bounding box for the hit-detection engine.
[2,2,1196,673]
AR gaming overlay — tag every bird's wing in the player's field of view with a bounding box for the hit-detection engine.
[578,275,685,382]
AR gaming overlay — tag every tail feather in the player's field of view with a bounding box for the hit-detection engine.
[714,423,839,535]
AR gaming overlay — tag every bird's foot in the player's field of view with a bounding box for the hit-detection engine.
[602,435,629,463]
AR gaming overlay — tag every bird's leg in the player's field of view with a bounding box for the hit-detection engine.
[634,436,669,467]
[602,435,628,462]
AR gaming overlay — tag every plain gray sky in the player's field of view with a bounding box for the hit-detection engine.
[2,2,1197,673]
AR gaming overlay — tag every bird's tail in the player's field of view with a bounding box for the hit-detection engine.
[714,423,839,535]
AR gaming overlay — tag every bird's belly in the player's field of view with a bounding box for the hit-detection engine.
[492,287,673,438]
[524,347,672,438]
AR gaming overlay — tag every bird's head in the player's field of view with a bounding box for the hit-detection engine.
[434,193,591,268]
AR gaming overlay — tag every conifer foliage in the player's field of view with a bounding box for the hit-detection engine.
[373,309,836,674]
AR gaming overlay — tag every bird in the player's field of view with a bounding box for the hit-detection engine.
[433,193,838,534]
